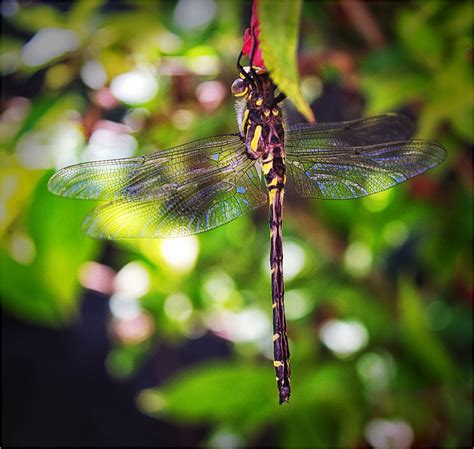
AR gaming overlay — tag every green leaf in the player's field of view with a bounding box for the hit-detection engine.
[290,363,364,447]
[361,71,428,115]
[258,0,315,122]
[137,361,279,435]
[450,107,474,143]
[398,279,459,383]
[396,5,444,70]
[67,0,104,33]
[9,94,83,151]
[0,173,99,326]
[10,4,64,32]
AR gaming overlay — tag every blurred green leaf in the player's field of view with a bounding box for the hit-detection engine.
[362,71,428,115]
[258,0,315,122]
[290,362,364,446]
[397,8,443,70]
[9,94,83,150]
[0,173,99,325]
[450,107,474,143]
[67,0,104,33]
[11,4,64,32]
[398,279,459,383]
[140,361,278,435]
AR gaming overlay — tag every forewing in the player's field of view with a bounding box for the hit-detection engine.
[82,157,267,238]
[48,134,247,201]
[286,140,446,199]
[287,113,415,146]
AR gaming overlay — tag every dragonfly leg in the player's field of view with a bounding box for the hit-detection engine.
[248,28,263,92]
[273,92,286,105]
[237,51,257,90]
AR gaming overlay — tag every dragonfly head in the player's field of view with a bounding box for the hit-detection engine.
[231,65,268,99]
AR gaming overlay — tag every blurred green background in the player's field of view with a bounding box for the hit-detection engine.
[1,0,472,447]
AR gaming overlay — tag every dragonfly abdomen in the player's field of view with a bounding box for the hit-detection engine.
[268,178,290,403]
[263,146,290,403]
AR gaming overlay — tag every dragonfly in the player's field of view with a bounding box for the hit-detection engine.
[48,52,446,404]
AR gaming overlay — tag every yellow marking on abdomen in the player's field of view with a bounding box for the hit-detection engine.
[263,161,273,175]
[250,125,262,151]
[267,177,278,187]
[268,188,277,203]
[274,361,283,367]
[273,333,280,341]
[256,98,263,106]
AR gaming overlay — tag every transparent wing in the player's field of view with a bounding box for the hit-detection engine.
[287,113,415,146]
[83,160,266,238]
[48,134,249,201]
[48,134,267,238]
[285,114,444,200]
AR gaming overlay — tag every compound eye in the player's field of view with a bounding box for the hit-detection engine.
[231,78,248,97]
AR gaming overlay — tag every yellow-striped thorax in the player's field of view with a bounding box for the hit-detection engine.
[231,67,285,163]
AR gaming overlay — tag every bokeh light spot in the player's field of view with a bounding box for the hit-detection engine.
[301,75,323,103]
[21,28,79,67]
[262,241,306,281]
[283,241,306,281]
[344,241,373,277]
[171,109,195,130]
[1,0,19,17]
[82,127,137,162]
[196,81,226,112]
[157,31,182,53]
[137,389,167,415]
[109,293,141,321]
[174,0,216,30]
[159,236,199,273]
[110,70,158,105]
[164,292,193,322]
[111,312,154,344]
[357,352,393,392]
[203,270,237,307]
[320,319,369,357]
[285,289,312,320]
[45,63,74,90]
[383,220,409,247]
[363,189,392,212]
[78,261,115,295]
[16,119,85,170]
[123,108,149,133]
[80,60,107,90]
[114,261,150,299]
[365,419,414,449]
[187,54,220,76]
[208,430,244,449]
[9,232,36,265]
[206,308,271,342]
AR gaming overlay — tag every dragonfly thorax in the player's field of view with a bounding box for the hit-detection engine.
[232,71,285,161]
